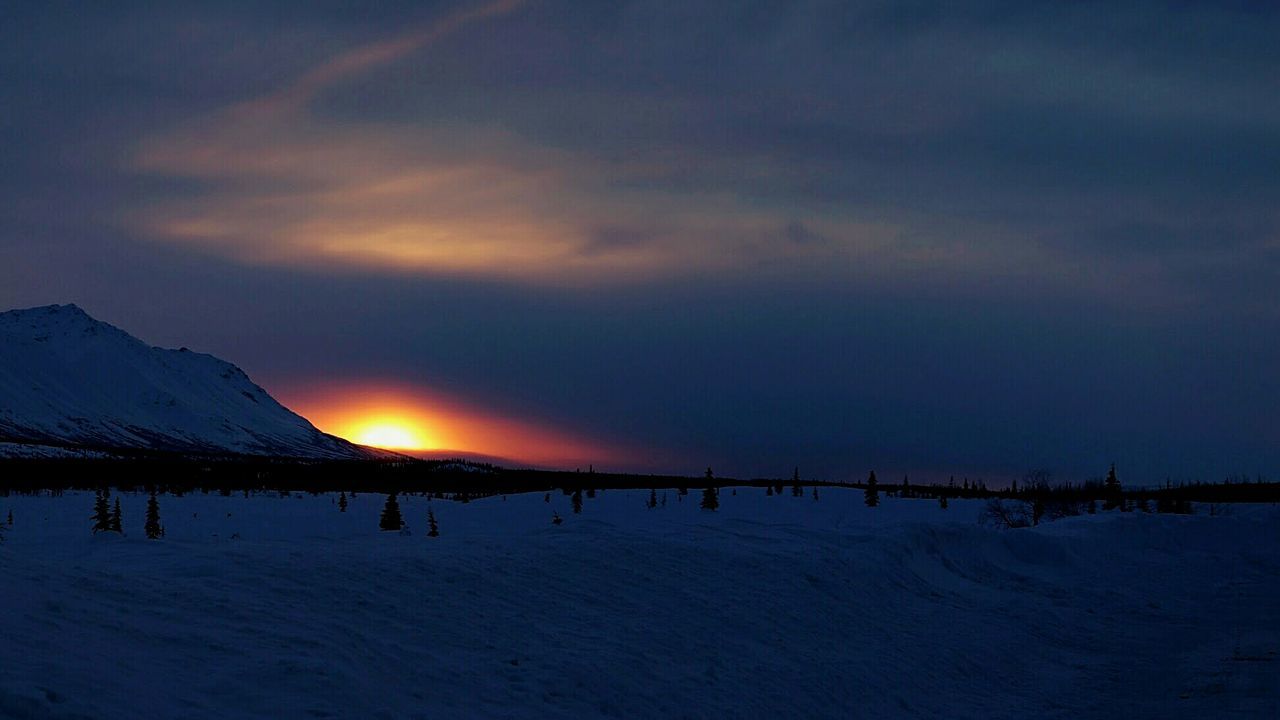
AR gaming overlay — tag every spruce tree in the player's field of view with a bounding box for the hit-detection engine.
[427,507,439,537]
[144,490,165,539]
[92,488,112,534]
[700,487,719,511]
[379,493,404,531]
[864,471,879,507]
[110,498,123,533]
[792,467,803,496]
[338,491,348,512]
[1103,464,1122,510]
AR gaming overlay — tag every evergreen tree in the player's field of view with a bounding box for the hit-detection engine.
[110,498,123,533]
[91,488,112,534]
[6,509,11,526]
[338,492,348,512]
[647,488,657,509]
[427,507,439,537]
[1088,498,1097,514]
[379,493,404,531]
[705,467,714,481]
[792,467,803,496]
[572,488,583,514]
[939,495,948,510]
[144,490,165,539]
[700,487,719,511]
[902,476,911,498]
[812,486,819,501]
[766,484,774,496]
[864,471,879,507]
[1103,464,1122,510]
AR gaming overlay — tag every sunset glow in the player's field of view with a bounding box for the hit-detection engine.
[350,419,432,451]
[277,381,626,468]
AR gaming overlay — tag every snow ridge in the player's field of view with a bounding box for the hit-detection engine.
[0,304,370,459]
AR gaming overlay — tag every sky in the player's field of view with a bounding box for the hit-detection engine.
[1,0,1277,482]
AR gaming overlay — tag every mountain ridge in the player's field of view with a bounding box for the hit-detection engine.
[0,304,381,460]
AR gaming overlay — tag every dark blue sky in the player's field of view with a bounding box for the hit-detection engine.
[2,1,1277,481]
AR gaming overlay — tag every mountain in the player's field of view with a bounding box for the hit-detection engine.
[0,304,376,460]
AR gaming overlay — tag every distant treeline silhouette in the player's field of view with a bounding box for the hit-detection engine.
[0,458,1276,508]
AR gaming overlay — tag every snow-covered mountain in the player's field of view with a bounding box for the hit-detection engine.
[0,304,374,459]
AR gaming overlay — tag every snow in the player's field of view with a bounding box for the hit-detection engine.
[1,487,1275,718]
[0,304,366,459]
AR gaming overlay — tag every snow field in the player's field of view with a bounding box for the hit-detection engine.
[0,488,1276,719]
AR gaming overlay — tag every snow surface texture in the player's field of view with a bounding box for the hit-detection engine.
[0,304,367,459]
[0,488,1276,719]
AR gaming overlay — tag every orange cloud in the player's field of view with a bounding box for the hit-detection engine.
[276,380,630,469]
[126,2,903,285]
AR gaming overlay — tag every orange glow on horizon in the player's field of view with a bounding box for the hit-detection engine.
[276,381,624,468]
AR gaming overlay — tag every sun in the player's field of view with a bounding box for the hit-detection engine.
[352,420,429,450]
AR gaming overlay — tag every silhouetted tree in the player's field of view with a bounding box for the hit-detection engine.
[379,493,404,531]
[144,490,164,539]
[338,492,348,512]
[572,488,583,514]
[91,488,112,534]
[1103,464,1122,510]
[792,467,803,496]
[110,498,123,533]
[1031,496,1045,526]
[700,487,719,511]
[864,471,879,507]
[902,476,911,498]
[939,495,948,510]
[647,489,657,509]
[766,485,774,496]
[427,507,439,537]
[705,467,714,481]
[6,509,11,526]
[812,486,819,501]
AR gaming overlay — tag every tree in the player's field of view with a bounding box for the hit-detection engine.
[6,509,11,526]
[572,488,583,514]
[110,498,123,533]
[864,471,879,507]
[647,488,657,509]
[766,484,774,496]
[812,486,819,502]
[91,488,112,534]
[706,467,714,481]
[379,493,404,531]
[338,492,348,512]
[939,495,948,510]
[792,467,803,496]
[700,487,719,511]
[427,507,439,537]
[1103,464,1122,510]
[145,490,165,539]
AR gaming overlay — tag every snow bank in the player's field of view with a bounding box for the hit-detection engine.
[0,488,1275,718]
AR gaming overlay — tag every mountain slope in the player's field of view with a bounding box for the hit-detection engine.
[0,304,373,459]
